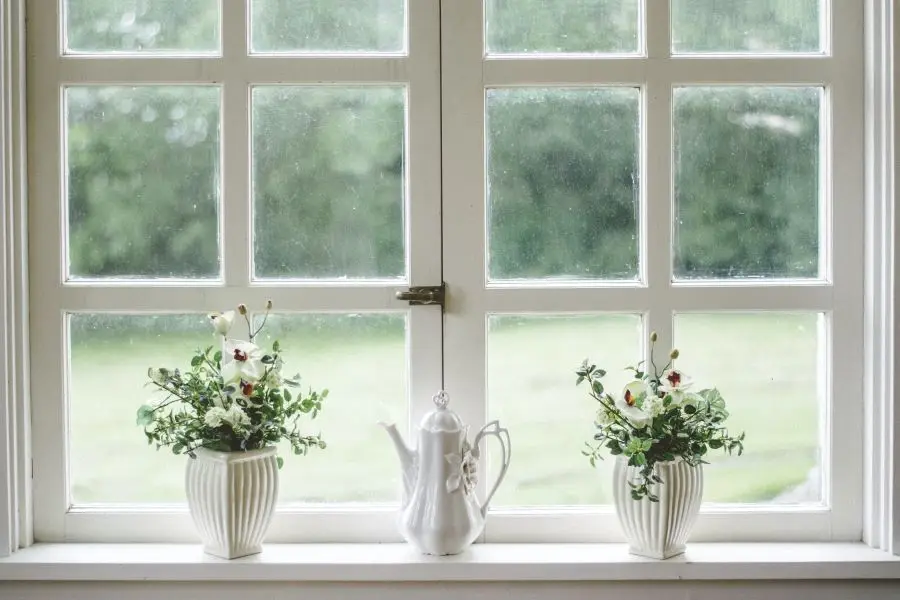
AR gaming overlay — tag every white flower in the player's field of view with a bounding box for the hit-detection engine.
[445,440,477,495]
[147,367,167,386]
[204,407,228,428]
[221,339,265,384]
[659,369,693,394]
[207,311,235,337]
[615,381,652,427]
[224,404,251,430]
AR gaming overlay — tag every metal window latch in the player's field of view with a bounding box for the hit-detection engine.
[395,283,446,308]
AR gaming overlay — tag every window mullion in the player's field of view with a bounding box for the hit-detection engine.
[644,0,674,363]
[221,0,250,286]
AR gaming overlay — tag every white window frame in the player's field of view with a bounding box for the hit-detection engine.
[23,0,444,543]
[443,0,863,542]
[0,0,896,554]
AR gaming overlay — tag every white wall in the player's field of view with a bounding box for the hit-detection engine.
[1,581,899,600]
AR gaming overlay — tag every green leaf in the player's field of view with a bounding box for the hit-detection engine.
[190,355,202,367]
[136,405,155,426]
[272,340,281,353]
[591,380,604,395]
[277,456,284,469]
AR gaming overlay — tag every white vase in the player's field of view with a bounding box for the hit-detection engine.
[185,446,279,559]
[612,456,703,560]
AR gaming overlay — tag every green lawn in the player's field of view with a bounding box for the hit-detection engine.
[68,312,821,507]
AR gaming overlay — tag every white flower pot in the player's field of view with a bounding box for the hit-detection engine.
[185,446,279,559]
[612,457,703,560]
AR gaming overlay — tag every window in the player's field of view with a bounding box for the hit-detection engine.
[26,0,864,543]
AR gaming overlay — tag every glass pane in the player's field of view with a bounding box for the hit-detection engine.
[674,87,821,280]
[487,314,642,506]
[487,88,640,281]
[251,0,405,53]
[252,87,406,280]
[65,0,219,54]
[674,313,822,504]
[256,313,407,503]
[672,0,821,54]
[486,0,639,54]
[69,312,407,505]
[66,87,221,279]
[69,314,217,504]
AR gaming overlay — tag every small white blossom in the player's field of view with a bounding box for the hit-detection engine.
[147,367,167,386]
[207,311,235,337]
[224,404,251,429]
[204,407,228,428]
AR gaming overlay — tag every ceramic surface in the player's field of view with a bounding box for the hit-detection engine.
[382,392,511,555]
[613,457,703,560]
[185,446,279,559]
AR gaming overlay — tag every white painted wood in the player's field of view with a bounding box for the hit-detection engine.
[0,0,28,558]
[26,0,443,542]
[0,542,898,582]
[863,0,898,555]
[16,0,882,548]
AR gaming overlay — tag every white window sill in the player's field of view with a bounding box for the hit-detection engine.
[0,543,898,582]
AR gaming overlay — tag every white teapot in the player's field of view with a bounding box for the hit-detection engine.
[380,391,511,555]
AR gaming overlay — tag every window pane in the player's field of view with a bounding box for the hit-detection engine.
[674,87,821,280]
[674,313,822,505]
[256,313,407,503]
[65,0,219,54]
[672,0,821,54]
[487,88,640,281]
[252,87,406,280]
[486,0,639,54]
[69,314,217,504]
[487,314,642,506]
[251,0,405,53]
[66,87,221,279]
[69,312,407,505]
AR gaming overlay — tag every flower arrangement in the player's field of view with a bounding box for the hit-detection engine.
[576,332,744,501]
[137,302,327,467]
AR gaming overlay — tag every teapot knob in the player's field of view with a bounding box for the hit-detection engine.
[432,390,450,410]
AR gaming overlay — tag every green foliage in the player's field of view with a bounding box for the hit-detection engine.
[137,304,327,463]
[577,335,745,501]
[65,3,822,281]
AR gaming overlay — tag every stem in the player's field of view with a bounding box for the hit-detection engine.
[242,312,253,341]
[250,307,271,341]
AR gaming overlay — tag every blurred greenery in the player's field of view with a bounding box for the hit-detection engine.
[62,2,825,506]
[66,0,824,281]
[70,313,820,506]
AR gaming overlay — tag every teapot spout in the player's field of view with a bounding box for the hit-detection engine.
[378,422,417,502]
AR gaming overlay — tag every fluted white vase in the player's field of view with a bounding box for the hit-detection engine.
[612,457,703,560]
[185,446,279,559]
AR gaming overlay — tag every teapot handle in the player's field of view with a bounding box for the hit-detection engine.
[473,420,511,518]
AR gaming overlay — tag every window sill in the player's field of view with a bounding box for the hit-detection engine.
[0,543,898,582]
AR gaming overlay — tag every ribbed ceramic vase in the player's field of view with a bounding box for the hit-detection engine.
[185,446,279,559]
[612,457,703,559]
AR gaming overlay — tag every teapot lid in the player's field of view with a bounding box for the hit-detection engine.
[419,391,465,432]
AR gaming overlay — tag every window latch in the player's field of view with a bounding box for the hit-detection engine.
[396,283,446,308]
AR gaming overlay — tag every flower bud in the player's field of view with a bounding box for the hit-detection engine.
[669,348,680,360]
[649,331,658,343]
[265,299,273,310]
[237,304,248,315]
